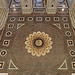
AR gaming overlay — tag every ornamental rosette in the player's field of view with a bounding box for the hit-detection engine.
[25,31,53,57]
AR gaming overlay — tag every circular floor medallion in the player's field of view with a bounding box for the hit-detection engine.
[25,31,53,57]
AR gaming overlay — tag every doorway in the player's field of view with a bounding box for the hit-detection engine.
[33,0,46,13]
[33,0,46,8]
[9,0,21,13]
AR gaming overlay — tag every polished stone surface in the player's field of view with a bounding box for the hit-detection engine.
[0,13,75,75]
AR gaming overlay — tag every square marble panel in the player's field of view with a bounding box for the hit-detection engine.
[72,73,75,75]
[3,40,10,47]
[67,40,74,47]
[0,73,8,75]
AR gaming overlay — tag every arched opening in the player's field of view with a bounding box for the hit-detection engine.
[32,0,47,13]
[9,0,21,13]
[57,0,69,13]
[33,0,46,8]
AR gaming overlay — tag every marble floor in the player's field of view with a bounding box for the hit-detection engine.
[0,13,75,75]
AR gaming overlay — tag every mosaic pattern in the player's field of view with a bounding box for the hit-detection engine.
[0,14,75,75]
[25,31,53,57]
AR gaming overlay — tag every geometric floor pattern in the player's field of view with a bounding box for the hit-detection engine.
[0,13,75,75]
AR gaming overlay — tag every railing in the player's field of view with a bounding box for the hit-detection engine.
[33,8,46,13]
[9,8,22,13]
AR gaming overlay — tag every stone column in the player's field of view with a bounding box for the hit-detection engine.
[20,0,33,14]
[0,0,9,30]
[46,0,58,14]
[69,0,75,28]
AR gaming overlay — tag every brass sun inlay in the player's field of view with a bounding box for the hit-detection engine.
[35,39,42,46]
[25,31,53,57]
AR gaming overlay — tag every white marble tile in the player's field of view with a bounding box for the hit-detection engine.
[72,73,75,75]
[0,73,8,75]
